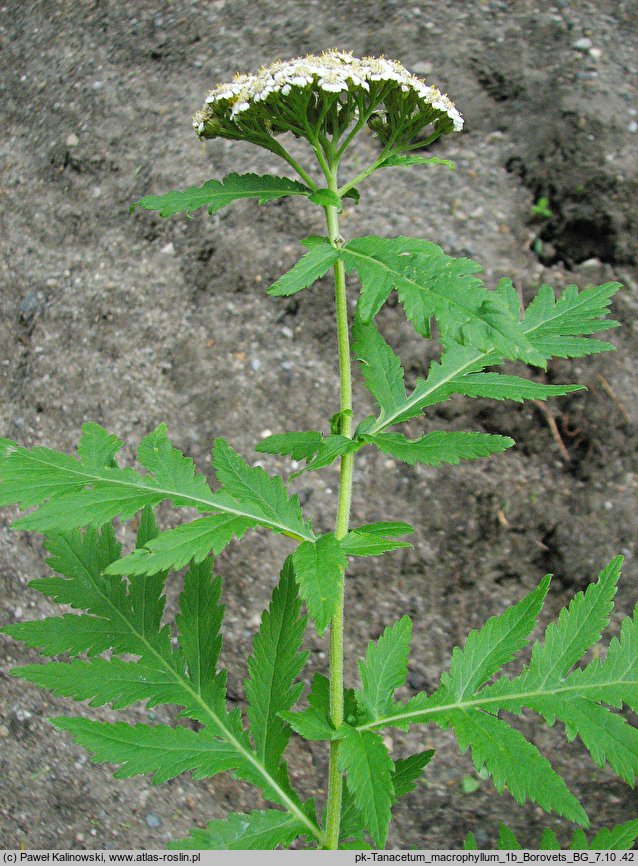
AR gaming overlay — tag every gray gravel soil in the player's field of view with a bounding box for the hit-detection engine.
[1,0,637,851]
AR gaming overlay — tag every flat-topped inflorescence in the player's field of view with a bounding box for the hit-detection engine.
[193,50,463,153]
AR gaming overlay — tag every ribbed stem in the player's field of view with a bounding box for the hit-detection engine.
[323,166,354,850]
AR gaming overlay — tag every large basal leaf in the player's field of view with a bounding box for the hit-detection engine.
[131,172,311,218]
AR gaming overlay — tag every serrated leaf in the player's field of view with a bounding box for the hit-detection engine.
[463,832,478,850]
[391,750,434,799]
[167,809,309,850]
[106,514,254,576]
[268,241,339,297]
[525,556,621,688]
[352,316,406,423]
[341,236,544,364]
[51,717,240,784]
[449,709,587,825]
[498,823,522,850]
[279,707,335,741]
[212,438,313,540]
[256,431,323,462]
[340,531,412,557]
[380,154,455,171]
[452,373,584,403]
[356,616,413,721]
[76,422,123,469]
[131,172,311,218]
[175,560,224,699]
[441,576,551,701]
[245,558,308,771]
[0,426,315,543]
[362,431,514,466]
[292,533,347,636]
[337,726,394,848]
[590,820,638,850]
[292,435,361,476]
[540,828,561,850]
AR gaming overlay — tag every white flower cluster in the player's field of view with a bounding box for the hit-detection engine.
[193,50,463,140]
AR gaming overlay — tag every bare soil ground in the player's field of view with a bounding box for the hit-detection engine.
[0,0,637,851]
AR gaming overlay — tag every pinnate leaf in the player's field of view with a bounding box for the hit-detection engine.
[341,236,544,364]
[352,316,406,423]
[131,172,311,218]
[391,750,434,799]
[256,431,323,462]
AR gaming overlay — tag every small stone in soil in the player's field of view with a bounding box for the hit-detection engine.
[145,814,163,829]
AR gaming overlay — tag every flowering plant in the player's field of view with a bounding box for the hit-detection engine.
[1,52,636,851]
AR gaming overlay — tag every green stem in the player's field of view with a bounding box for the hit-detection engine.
[323,163,355,851]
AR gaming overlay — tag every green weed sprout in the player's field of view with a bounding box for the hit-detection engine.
[1,51,636,851]
[532,196,553,219]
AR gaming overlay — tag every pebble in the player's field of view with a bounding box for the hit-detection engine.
[145,813,162,829]
[160,242,175,256]
[589,47,602,60]
[13,606,24,618]
[13,709,33,723]
[18,292,39,317]
[280,360,293,371]
[0,725,9,738]
[65,132,79,147]
[281,326,294,339]
[628,120,638,134]
[260,429,272,438]
[573,37,593,51]
[250,358,261,371]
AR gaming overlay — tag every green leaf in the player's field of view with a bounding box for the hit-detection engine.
[292,533,347,636]
[590,820,638,850]
[212,438,314,540]
[175,560,225,699]
[279,706,335,742]
[256,431,323,462]
[0,426,315,544]
[308,188,343,210]
[268,241,339,297]
[50,717,240,784]
[540,828,561,850]
[451,373,584,403]
[448,708,587,825]
[522,281,620,360]
[441,576,551,701]
[341,236,544,364]
[340,531,412,557]
[292,435,361,476]
[359,278,620,437]
[380,154,455,171]
[131,172,311,218]
[352,316,407,425]
[245,558,308,771]
[353,521,414,538]
[167,809,309,850]
[498,823,522,850]
[337,726,394,848]
[463,832,478,850]
[76,422,123,469]
[356,616,413,721]
[362,431,514,466]
[570,829,589,850]
[391,750,434,799]
[106,514,254,576]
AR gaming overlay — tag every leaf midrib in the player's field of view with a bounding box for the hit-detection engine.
[56,535,322,843]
